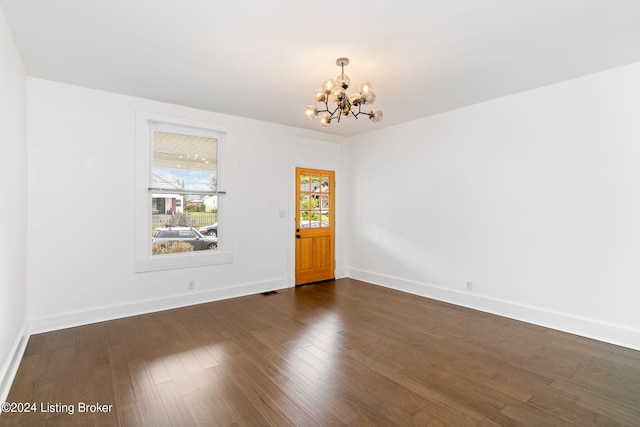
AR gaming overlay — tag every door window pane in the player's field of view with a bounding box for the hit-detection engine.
[320,194,330,210]
[311,175,321,193]
[300,175,310,192]
[320,176,329,192]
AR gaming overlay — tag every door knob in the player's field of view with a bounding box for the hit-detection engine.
[296,235,301,238]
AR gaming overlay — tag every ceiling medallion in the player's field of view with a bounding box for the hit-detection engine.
[304,57,383,127]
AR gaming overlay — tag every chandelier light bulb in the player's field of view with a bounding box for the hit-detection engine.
[331,86,347,103]
[359,81,373,94]
[303,58,382,127]
[314,89,327,102]
[321,78,336,94]
[304,105,319,120]
[362,90,376,105]
[349,93,362,106]
[370,110,383,123]
[319,114,331,127]
[335,73,351,89]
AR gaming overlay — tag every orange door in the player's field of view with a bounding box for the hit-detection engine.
[295,168,335,285]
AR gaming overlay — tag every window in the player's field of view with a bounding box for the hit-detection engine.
[135,112,231,272]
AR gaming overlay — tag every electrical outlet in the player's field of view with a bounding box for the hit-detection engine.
[466,281,473,291]
[188,280,195,290]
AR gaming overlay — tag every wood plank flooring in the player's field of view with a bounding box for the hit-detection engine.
[2,278,639,426]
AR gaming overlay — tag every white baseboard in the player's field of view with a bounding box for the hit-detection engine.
[345,268,640,351]
[29,278,288,334]
[0,322,29,404]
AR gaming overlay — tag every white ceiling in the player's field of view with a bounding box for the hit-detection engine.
[2,0,640,136]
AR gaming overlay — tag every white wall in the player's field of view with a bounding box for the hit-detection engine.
[0,5,28,401]
[346,62,640,350]
[26,78,344,331]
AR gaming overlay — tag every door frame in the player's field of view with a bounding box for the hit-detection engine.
[286,135,343,287]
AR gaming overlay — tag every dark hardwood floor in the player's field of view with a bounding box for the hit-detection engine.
[2,278,639,426]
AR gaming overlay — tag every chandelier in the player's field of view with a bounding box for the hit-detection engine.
[304,57,383,127]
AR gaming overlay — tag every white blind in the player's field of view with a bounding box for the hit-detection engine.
[150,123,219,194]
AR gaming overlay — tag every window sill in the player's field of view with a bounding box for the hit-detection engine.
[135,250,233,273]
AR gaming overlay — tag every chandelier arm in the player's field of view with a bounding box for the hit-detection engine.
[346,102,358,120]
[352,103,365,119]
[328,105,340,120]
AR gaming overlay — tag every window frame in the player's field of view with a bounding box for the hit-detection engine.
[135,111,232,272]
